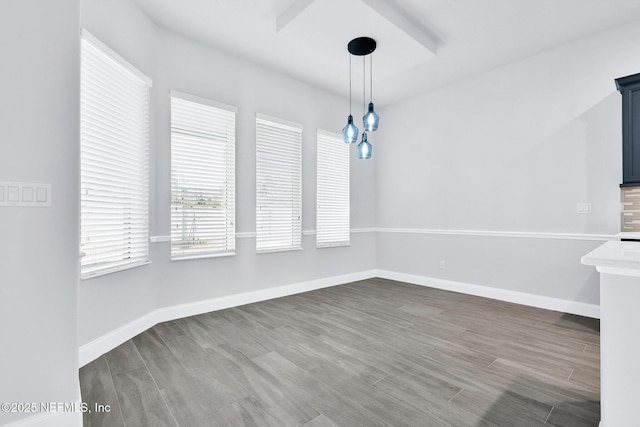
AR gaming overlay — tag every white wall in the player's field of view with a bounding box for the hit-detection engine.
[376,20,640,306]
[78,0,376,347]
[0,0,80,425]
[5,1,636,423]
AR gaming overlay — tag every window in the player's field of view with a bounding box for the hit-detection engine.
[255,114,302,252]
[316,130,350,247]
[170,92,236,259]
[80,30,151,279]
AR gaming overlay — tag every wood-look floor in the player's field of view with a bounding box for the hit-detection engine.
[80,278,600,427]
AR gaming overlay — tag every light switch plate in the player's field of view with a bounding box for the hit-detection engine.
[0,182,51,207]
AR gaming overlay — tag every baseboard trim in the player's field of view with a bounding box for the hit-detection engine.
[376,270,601,319]
[79,269,377,367]
[2,404,82,427]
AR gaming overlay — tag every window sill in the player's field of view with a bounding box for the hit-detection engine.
[81,260,151,280]
[171,251,236,261]
[256,246,303,254]
[317,243,351,249]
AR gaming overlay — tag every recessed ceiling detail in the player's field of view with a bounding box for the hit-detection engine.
[132,0,640,105]
[275,0,436,83]
[276,0,438,57]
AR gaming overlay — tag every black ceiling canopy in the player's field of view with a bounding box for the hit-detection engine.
[347,37,377,56]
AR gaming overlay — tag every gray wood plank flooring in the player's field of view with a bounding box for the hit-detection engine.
[80,278,600,426]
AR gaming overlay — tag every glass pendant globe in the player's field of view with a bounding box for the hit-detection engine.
[342,115,358,144]
[363,102,379,132]
[357,132,372,160]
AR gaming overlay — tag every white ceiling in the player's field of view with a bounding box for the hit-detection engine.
[132,0,640,105]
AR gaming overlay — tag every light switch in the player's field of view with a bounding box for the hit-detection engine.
[22,186,33,202]
[7,186,19,202]
[36,186,47,203]
[0,186,3,202]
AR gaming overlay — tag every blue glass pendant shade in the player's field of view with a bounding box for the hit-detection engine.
[363,102,379,132]
[357,132,372,159]
[342,115,359,144]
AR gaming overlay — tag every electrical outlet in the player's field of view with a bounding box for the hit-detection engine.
[439,260,446,270]
[577,202,592,214]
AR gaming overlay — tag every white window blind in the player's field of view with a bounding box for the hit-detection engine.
[80,31,151,279]
[171,92,236,259]
[256,115,302,253]
[316,130,350,247]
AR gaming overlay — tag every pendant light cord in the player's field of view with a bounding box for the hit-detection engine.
[363,56,366,114]
[348,54,352,115]
[369,53,373,103]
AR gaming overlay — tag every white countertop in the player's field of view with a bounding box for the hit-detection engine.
[616,231,640,240]
[582,241,640,276]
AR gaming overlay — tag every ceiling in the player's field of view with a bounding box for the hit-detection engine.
[132,0,640,105]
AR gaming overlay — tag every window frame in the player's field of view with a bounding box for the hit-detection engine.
[255,113,303,253]
[170,90,237,260]
[316,129,351,248]
[79,29,152,279]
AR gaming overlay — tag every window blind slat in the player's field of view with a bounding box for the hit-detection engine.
[316,131,350,248]
[80,33,150,279]
[171,96,236,259]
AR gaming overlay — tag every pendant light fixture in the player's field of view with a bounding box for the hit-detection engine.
[357,131,372,160]
[362,52,379,132]
[342,53,358,144]
[357,52,372,159]
[345,36,378,159]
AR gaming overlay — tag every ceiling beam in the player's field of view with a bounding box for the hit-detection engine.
[276,0,315,32]
[360,0,438,56]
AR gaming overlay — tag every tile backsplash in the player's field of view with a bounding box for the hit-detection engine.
[621,186,640,232]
